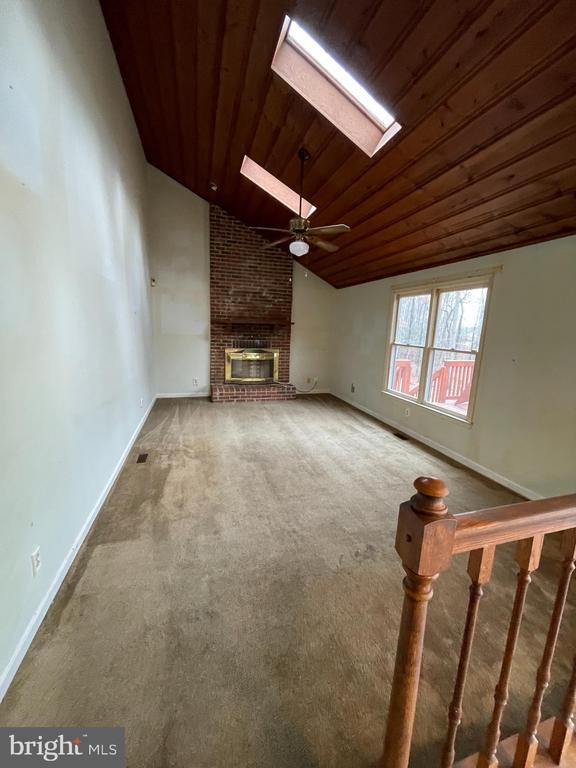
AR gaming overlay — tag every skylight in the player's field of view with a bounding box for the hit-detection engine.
[287,20,395,130]
[272,17,402,157]
[240,156,317,218]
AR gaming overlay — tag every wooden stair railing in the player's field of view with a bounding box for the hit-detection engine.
[379,477,576,768]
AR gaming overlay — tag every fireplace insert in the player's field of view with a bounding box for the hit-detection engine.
[225,348,280,383]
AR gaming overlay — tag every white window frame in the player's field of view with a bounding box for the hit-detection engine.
[383,274,494,424]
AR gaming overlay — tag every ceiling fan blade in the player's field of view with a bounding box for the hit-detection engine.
[252,226,292,234]
[262,236,293,250]
[306,224,350,236]
[307,236,340,253]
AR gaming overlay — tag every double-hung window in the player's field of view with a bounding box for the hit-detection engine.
[385,276,491,422]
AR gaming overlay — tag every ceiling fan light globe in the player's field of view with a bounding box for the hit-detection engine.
[289,240,309,257]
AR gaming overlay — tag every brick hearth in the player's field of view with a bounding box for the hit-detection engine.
[211,383,297,403]
[209,205,296,403]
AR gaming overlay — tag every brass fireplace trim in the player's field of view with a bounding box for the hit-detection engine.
[225,348,280,383]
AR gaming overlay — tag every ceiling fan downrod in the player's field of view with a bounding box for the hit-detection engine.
[297,146,310,219]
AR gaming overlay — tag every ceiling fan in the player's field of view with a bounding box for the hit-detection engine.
[252,147,351,257]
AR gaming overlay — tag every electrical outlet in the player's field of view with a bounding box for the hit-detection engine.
[404,407,410,417]
[31,547,41,578]
[192,378,199,387]
[351,383,355,393]
[139,397,144,407]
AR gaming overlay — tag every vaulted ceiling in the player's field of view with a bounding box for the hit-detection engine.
[100,0,576,288]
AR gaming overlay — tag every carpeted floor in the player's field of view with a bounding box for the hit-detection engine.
[1,395,574,767]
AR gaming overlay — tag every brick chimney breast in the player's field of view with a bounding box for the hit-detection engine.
[209,205,296,403]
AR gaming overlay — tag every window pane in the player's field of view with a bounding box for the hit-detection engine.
[389,345,423,399]
[434,287,487,352]
[425,350,476,417]
[395,294,431,346]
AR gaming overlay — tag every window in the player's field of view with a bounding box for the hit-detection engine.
[240,156,317,217]
[385,277,491,421]
[271,17,401,157]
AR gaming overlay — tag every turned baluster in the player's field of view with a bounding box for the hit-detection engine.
[442,546,496,768]
[379,477,456,768]
[549,653,576,764]
[514,529,576,768]
[477,535,544,768]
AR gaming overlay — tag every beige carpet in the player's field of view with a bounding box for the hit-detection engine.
[1,395,573,767]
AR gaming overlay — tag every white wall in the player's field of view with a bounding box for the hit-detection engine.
[147,166,210,396]
[0,0,153,698]
[330,238,576,499]
[290,263,335,393]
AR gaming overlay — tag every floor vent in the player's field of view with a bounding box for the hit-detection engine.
[393,432,409,441]
[136,453,149,464]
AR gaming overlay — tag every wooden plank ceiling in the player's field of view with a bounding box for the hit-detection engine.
[100,0,576,288]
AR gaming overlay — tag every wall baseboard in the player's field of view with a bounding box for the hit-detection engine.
[332,393,540,500]
[0,396,157,703]
[156,392,209,398]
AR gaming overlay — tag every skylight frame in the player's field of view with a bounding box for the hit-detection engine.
[285,18,395,132]
[240,155,317,218]
[271,16,402,157]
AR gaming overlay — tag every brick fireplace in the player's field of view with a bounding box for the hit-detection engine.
[210,205,297,403]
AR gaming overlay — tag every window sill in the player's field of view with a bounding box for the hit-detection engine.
[381,389,474,426]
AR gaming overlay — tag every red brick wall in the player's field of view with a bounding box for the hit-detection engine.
[210,205,293,385]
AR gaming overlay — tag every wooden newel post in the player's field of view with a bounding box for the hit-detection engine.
[380,477,456,768]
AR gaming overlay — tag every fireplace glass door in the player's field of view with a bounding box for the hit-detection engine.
[225,349,279,383]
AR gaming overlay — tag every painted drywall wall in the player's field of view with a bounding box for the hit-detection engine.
[147,166,210,396]
[330,237,576,499]
[290,262,335,393]
[0,0,153,697]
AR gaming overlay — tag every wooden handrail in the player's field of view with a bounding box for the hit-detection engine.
[379,478,576,768]
[452,494,576,554]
